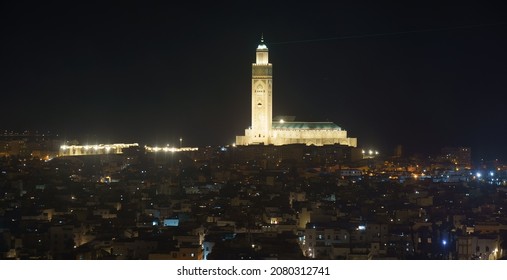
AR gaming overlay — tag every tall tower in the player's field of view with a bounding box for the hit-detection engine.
[236,36,357,147]
[251,35,272,143]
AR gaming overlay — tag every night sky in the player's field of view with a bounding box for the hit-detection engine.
[1,1,506,160]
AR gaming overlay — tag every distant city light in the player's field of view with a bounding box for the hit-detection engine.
[145,146,198,153]
[59,143,139,156]
[362,148,379,159]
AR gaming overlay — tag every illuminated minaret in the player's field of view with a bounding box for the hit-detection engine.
[235,35,357,147]
[250,35,272,143]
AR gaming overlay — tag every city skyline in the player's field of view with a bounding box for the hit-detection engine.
[1,2,506,160]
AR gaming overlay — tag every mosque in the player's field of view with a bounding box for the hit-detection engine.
[236,38,357,147]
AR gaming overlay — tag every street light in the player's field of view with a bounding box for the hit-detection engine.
[179,137,182,148]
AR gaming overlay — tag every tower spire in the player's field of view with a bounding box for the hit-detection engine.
[257,34,268,51]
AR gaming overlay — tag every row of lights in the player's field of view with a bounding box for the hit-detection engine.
[362,149,379,156]
[60,143,139,150]
[145,146,198,152]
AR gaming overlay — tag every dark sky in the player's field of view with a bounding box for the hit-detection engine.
[1,1,506,160]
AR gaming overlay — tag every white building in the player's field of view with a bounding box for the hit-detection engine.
[236,37,357,147]
[59,143,139,156]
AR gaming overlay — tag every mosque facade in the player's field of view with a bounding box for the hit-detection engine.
[236,38,357,147]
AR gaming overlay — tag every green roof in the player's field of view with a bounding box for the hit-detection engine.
[272,122,341,130]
